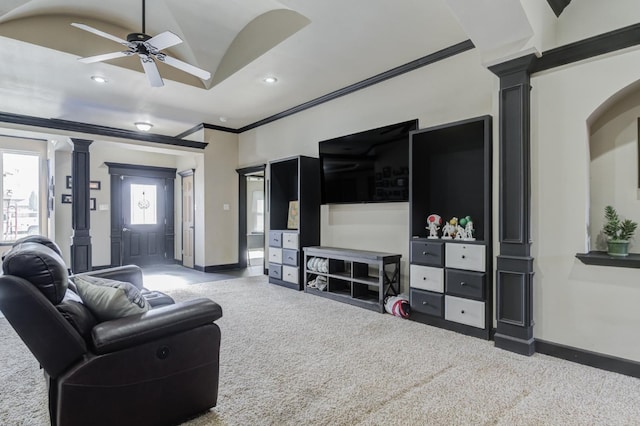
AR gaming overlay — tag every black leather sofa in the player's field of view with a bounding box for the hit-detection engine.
[0,237,223,426]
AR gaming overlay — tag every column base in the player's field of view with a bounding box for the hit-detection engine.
[494,332,535,356]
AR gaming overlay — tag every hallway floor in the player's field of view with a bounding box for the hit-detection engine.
[141,262,265,291]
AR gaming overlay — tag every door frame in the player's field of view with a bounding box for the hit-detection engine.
[178,169,195,268]
[106,162,177,267]
[236,164,266,270]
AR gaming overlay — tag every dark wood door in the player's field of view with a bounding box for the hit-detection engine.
[122,176,167,266]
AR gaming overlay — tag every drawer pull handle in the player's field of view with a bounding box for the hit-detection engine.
[461,255,466,259]
[423,277,427,280]
[460,282,466,286]
[422,301,428,305]
[461,310,465,314]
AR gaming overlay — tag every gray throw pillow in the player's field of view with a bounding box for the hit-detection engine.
[72,275,150,321]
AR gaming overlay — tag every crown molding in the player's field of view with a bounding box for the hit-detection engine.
[0,111,208,149]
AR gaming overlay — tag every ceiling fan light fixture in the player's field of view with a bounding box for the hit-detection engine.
[71,0,211,88]
[135,122,153,132]
[91,75,107,83]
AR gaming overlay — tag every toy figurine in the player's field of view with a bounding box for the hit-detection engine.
[426,213,442,239]
[458,215,475,240]
[442,217,458,239]
[464,217,475,241]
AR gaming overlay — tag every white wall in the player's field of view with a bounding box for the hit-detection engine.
[239,48,496,292]
[202,129,240,267]
[531,46,640,362]
[54,149,72,262]
[556,0,640,46]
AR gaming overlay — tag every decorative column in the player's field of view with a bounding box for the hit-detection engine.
[489,54,536,356]
[70,138,93,273]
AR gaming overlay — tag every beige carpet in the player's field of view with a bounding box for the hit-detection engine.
[2,275,640,425]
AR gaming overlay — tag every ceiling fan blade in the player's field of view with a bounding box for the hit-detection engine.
[79,51,130,64]
[157,54,211,80]
[140,56,164,87]
[146,31,182,51]
[71,23,129,46]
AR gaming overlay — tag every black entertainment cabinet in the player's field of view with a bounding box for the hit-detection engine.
[267,155,320,290]
[408,115,493,339]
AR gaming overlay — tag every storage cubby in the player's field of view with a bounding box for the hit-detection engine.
[408,116,492,339]
[328,277,350,296]
[410,118,489,241]
[268,156,320,290]
[303,246,401,313]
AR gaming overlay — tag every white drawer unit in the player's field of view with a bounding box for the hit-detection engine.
[445,243,485,272]
[409,264,444,293]
[269,247,282,264]
[444,295,485,329]
[282,232,299,249]
[282,265,299,284]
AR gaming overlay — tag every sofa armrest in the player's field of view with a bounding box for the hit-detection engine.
[72,265,144,290]
[91,298,222,354]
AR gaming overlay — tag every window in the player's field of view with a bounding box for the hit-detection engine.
[252,190,264,233]
[2,152,40,242]
[130,184,157,225]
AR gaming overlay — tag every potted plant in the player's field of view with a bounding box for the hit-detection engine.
[602,205,638,257]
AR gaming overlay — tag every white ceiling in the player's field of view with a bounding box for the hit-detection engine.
[0,0,517,141]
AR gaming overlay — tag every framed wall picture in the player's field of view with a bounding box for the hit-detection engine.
[65,175,72,189]
[90,180,101,190]
[61,194,72,204]
[287,200,299,229]
[90,198,96,210]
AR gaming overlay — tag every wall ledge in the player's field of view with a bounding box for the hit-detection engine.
[576,251,640,268]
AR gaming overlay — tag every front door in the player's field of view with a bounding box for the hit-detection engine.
[122,176,167,266]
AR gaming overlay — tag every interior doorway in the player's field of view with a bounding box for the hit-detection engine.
[179,169,195,269]
[237,165,266,271]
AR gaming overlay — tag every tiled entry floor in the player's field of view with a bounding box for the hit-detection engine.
[141,263,265,291]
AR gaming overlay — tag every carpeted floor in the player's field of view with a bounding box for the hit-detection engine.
[2,275,640,425]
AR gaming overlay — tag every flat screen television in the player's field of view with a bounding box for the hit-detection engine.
[319,119,418,204]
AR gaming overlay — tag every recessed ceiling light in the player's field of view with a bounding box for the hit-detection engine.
[134,122,153,132]
[263,76,278,84]
[91,75,107,84]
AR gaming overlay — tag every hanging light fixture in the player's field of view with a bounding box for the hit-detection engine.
[135,122,153,132]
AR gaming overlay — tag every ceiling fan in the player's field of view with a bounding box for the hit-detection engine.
[71,0,210,87]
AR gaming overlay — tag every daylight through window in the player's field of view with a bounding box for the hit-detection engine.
[130,184,157,225]
[2,153,40,242]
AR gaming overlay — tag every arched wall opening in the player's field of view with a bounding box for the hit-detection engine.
[587,80,640,254]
